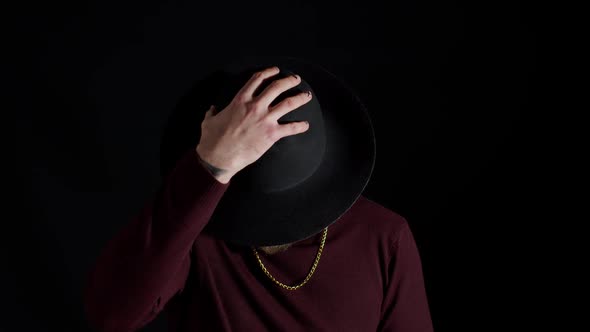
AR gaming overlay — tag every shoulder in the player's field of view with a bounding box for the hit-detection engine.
[354,195,408,233]
[342,195,410,249]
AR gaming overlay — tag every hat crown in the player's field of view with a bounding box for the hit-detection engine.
[214,67,327,193]
[160,55,375,246]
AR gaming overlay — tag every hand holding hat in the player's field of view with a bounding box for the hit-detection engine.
[196,66,312,184]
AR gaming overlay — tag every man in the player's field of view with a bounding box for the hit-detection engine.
[83,58,433,331]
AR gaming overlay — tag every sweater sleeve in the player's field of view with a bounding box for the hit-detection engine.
[83,149,230,332]
[377,221,434,332]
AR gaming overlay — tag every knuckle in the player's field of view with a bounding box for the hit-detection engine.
[245,100,259,112]
[234,93,247,103]
[285,97,296,108]
[270,80,283,89]
[252,71,263,80]
[264,126,279,141]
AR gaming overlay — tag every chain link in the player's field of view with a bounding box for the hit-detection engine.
[251,227,328,291]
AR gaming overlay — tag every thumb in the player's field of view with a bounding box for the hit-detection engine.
[205,105,215,118]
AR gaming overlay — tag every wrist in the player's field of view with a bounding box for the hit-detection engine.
[195,147,233,184]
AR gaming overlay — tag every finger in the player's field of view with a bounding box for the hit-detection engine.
[267,90,312,122]
[255,74,301,107]
[274,121,310,140]
[237,66,281,100]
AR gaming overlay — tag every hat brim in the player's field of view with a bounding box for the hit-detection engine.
[161,55,376,247]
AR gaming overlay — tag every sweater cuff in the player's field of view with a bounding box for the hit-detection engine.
[167,149,231,215]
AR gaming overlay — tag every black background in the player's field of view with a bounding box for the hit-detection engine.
[5,0,541,331]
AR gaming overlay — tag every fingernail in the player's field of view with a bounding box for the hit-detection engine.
[306,90,312,97]
[293,74,299,79]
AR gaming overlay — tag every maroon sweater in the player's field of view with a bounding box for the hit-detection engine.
[83,149,433,332]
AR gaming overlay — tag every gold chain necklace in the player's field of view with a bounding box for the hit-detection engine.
[251,227,328,291]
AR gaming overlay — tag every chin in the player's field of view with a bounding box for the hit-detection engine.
[258,243,293,254]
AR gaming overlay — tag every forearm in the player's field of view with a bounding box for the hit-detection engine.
[83,149,230,331]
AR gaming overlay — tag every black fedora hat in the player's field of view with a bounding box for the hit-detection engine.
[160,55,375,247]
